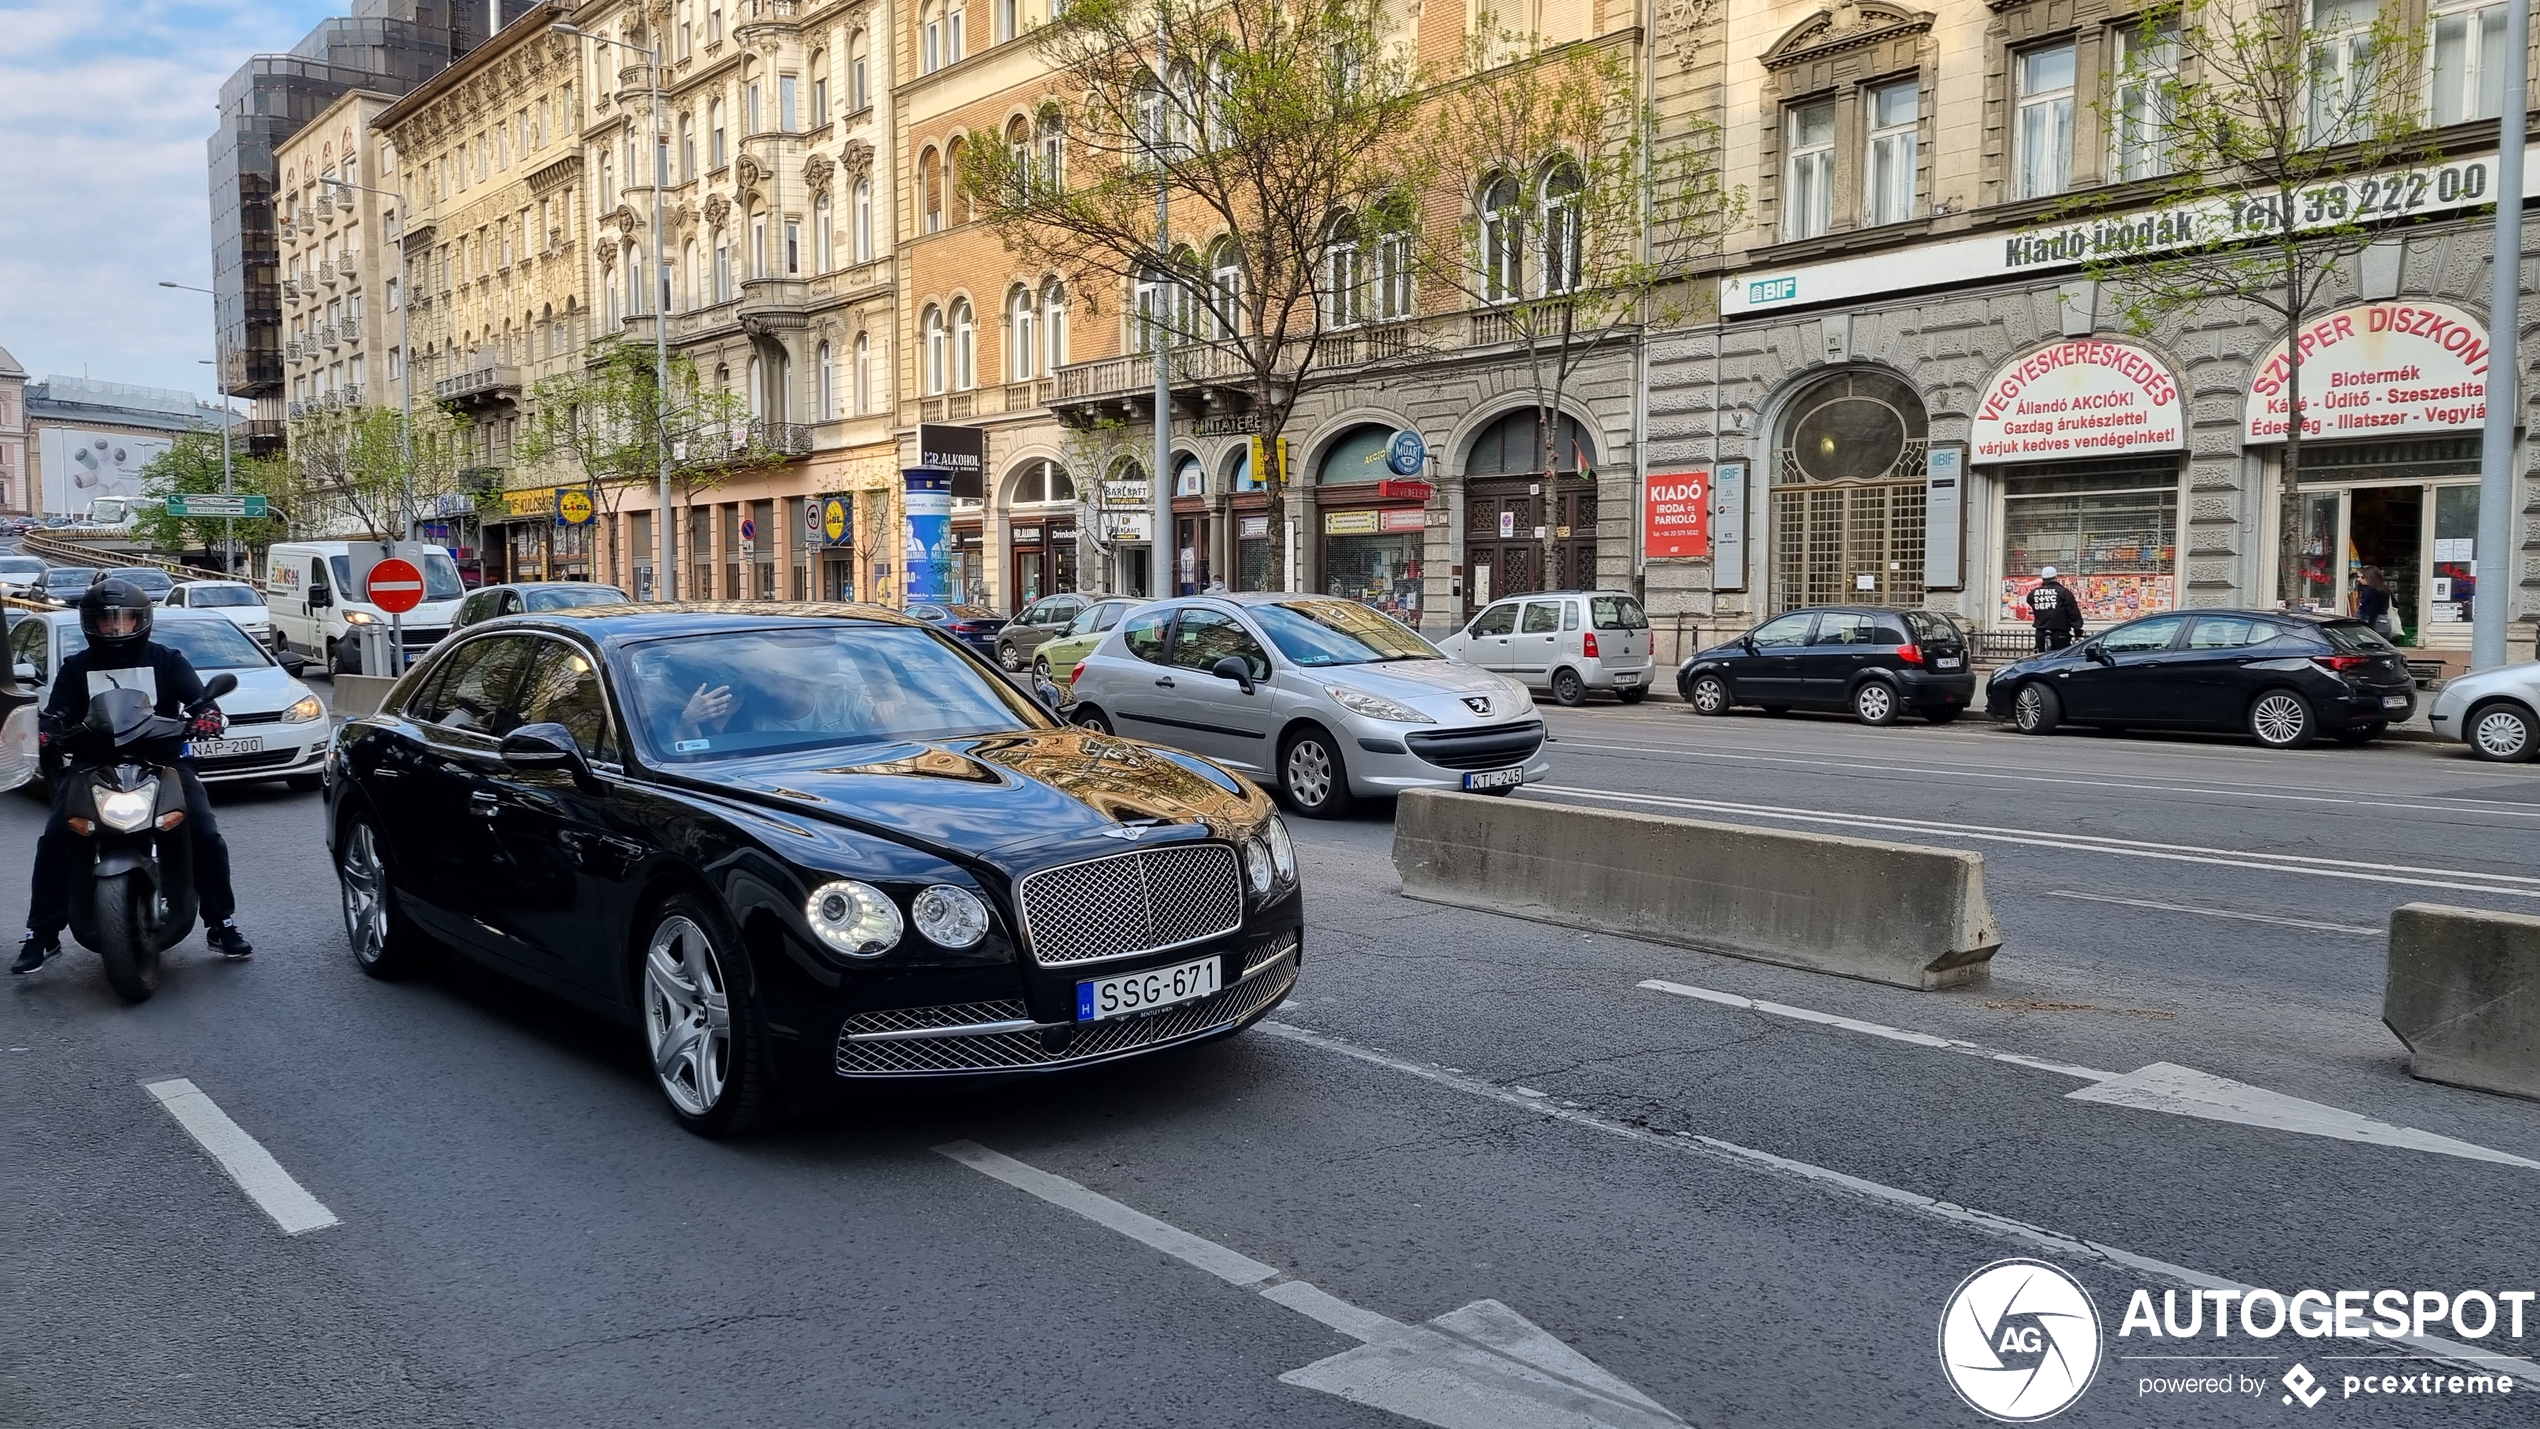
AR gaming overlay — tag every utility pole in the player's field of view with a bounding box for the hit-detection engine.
[1150,4,1173,600]
[2472,0,2529,671]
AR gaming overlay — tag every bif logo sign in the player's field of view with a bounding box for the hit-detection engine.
[1749,276,1798,304]
[1939,1260,2103,1421]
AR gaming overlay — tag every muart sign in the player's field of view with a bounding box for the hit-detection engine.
[1971,340,2184,463]
[2243,301,2490,443]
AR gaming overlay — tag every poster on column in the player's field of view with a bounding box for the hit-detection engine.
[2243,301,2490,442]
[1970,339,2184,462]
[902,471,952,602]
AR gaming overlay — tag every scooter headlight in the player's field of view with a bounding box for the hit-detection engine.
[96,782,158,833]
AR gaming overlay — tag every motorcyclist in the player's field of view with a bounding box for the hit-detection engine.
[2025,566,2087,653]
[14,579,251,974]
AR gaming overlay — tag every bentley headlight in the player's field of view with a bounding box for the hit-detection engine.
[96,783,157,833]
[1263,816,1296,883]
[1244,837,1274,897]
[282,694,325,723]
[1323,684,1434,723]
[911,884,989,949]
[805,879,902,957]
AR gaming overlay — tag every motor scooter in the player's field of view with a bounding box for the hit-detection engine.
[57,674,237,1002]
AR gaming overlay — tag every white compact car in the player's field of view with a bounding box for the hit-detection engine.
[1066,594,1547,817]
[8,608,330,789]
[165,579,275,648]
[2427,660,2540,761]
[1434,589,1656,706]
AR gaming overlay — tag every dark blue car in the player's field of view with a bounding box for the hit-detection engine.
[905,601,1007,660]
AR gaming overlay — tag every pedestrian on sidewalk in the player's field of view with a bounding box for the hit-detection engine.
[2354,565,2396,638]
[2026,566,2086,652]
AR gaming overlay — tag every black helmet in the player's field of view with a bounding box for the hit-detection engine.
[79,578,155,655]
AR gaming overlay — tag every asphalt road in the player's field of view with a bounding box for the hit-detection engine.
[6,701,2538,1428]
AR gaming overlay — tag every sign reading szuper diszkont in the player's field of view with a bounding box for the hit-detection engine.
[2243,301,2489,443]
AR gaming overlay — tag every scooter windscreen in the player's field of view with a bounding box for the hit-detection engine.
[83,686,179,744]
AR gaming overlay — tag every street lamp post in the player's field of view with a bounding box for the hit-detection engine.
[156,283,238,575]
[554,21,675,601]
[321,177,420,549]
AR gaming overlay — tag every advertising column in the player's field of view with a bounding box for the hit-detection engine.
[902,469,952,605]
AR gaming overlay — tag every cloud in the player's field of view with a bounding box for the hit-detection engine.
[0,0,342,400]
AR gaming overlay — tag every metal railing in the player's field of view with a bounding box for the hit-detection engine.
[435,364,521,401]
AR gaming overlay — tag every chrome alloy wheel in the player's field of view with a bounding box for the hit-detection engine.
[2250,692,2310,747]
[644,915,732,1117]
[338,822,390,965]
[1286,738,1335,809]
[2472,706,2533,760]
[1690,675,1729,714]
[2014,685,2048,731]
[1854,682,1895,724]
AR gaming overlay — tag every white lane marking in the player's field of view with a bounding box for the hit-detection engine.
[2044,890,2382,935]
[1636,981,2540,1171]
[1637,978,2114,1078]
[2069,1064,2540,1170]
[1256,1021,2540,1388]
[1528,785,2540,899]
[937,1140,1688,1428]
[142,1078,338,1236]
[1554,741,2540,821]
[935,1140,1278,1285]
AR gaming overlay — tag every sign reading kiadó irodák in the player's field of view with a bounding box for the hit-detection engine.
[1725,147,2513,318]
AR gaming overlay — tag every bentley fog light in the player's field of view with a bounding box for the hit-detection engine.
[1244,838,1274,897]
[911,884,989,949]
[805,879,903,958]
[96,783,157,834]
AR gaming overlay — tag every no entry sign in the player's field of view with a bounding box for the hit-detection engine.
[365,557,425,614]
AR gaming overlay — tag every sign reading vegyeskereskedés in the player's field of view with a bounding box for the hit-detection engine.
[1724,148,2517,319]
[1971,340,2184,463]
[1644,473,1710,558]
[2243,301,2490,442]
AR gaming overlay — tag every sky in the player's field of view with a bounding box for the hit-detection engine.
[0,0,341,406]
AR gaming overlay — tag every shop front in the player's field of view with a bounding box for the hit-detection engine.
[949,517,984,605]
[1229,438,1279,591]
[1314,424,1426,623]
[1767,369,1928,613]
[1004,459,1079,610]
[1172,454,1212,594]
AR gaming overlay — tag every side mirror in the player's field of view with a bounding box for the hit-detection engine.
[2085,644,2114,666]
[1739,636,1758,654]
[202,673,240,700]
[11,661,33,684]
[501,722,599,787]
[1209,654,1257,695]
[279,655,309,677]
[309,588,332,609]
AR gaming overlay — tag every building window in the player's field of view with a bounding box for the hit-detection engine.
[996,0,1017,41]
[679,6,693,59]
[1785,101,1835,239]
[2430,0,2510,125]
[752,216,767,277]
[815,196,833,271]
[746,82,763,135]
[922,150,943,232]
[1042,278,1068,371]
[1322,212,1363,328]
[1864,79,1918,225]
[1212,241,1247,335]
[854,331,873,413]
[714,230,732,301]
[818,341,836,418]
[952,298,976,389]
[1039,113,1065,189]
[747,356,763,417]
[780,75,799,133]
[923,4,945,72]
[850,32,870,110]
[2308,0,2378,142]
[785,221,801,275]
[947,0,967,62]
[1480,173,1523,300]
[707,2,722,44]
[710,100,726,167]
[2015,44,2076,199]
[924,305,948,393]
[387,347,402,380]
[853,179,874,262]
[385,276,401,311]
[811,52,829,123]
[1010,286,1037,380]
[683,240,698,308]
[2110,24,2178,180]
[1134,267,1166,351]
[680,114,696,180]
[1538,162,1582,294]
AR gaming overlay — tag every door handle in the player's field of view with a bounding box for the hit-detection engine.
[469,789,499,817]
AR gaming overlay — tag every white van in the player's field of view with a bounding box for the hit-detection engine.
[266,541,466,674]
[1435,589,1656,706]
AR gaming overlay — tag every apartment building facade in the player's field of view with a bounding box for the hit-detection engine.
[277,91,406,425]
[1645,0,2538,669]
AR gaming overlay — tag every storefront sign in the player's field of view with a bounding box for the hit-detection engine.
[1103,478,1150,506]
[917,423,985,499]
[555,488,597,527]
[2243,301,2490,442]
[1103,512,1154,542]
[1724,147,2524,319]
[1925,445,1965,590]
[1239,515,1269,539]
[823,495,851,545]
[1712,462,1748,590]
[502,488,555,520]
[1012,527,1043,545]
[1971,341,2184,462]
[1644,472,1710,559]
[1379,508,1425,534]
[1324,510,1382,536]
[1376,479,1433,502]
[1175,466,1205,497]
[1387,430,1427,476]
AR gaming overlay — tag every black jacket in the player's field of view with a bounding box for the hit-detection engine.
[40,640,211,746]
[2025,580,2086,635]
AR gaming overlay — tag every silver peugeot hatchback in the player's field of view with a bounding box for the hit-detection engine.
[1066,594,1547,817]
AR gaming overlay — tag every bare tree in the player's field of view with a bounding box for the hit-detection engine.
[285,401,470,539]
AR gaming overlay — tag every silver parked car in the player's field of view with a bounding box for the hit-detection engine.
[1434,589,1657,705]
[2427,660,2540,761]
[1066,594,1547,817]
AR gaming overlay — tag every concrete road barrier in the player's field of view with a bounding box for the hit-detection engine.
[2385,903,2540,1101]
[1392,790,2001,990]
[327,674,400,719]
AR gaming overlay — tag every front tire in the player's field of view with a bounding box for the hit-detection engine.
[641,897,767,1138]
[1551,668,1587,707]
[329,638,360,677]
[2012,683,2061,735]
[1280,726,1356,819]
[1851,681,1899,726]
[2468,701,2538,762]
[93,871,163,1004]
[338,815,427,979]
[1687,673,1732,716]
[2248,690,2317,749]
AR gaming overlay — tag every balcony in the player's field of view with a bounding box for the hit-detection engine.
[342,316,364,345]
[806,258,891,299]
[319,259,340,287]
[281,279,302,303]
[674,418,813,467]
[435,364,522,409]
[736,277,810,329]
[320,324,343,350]
[342,383,365,406]
[1050,341,1254,421]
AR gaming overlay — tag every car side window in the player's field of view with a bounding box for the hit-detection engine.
[10,619,45,681]
[1470,604,1518,638]
[406,636,536,734]
[499,591,525,616]
[1169,609,1271,680]
[1749,614,1815,649]
[308,559,329,601]
[515,641,621,762]
[458,591,493,627]
[2186,617,2274,649]
[1521,601,1562,634]
[1119,608,1171,664]
[1052,598,1084,625]
[2100,615,2188,655]
[1816,612,1876,646]
[1561,601,1581,632]
[1095,602,1129,632]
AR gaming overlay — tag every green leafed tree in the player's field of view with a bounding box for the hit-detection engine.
[285,401,473,540]
[2057,0,2430,604]
[132,429,293,566]
[957,0,1433,584]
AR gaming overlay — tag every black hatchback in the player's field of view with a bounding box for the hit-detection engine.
[1678,607,1976,725]
[1984,610,2413,749]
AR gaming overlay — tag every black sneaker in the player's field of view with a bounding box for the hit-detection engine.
[12,936,58,975]
[207,922,254,960]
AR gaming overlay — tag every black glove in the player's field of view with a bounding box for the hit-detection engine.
[188,708,227,741]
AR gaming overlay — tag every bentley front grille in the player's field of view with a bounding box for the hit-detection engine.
[833,952,1297,1077]
[1016,842,1244,967]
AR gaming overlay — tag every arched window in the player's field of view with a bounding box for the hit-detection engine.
[1008,285,1036,381]
[1040,277,1067,372]
[1465,408,1598,476]
[683,241,698,310]
[817,341,835,418]
[1006,117,1033,201]
[854,331,873,413]
[852,178,874,262]
[1480,173,1523,303]
[920,149,942,232]
[1538,160,1583,296]
[1166,64,1199,154]
[946,135,967,223]
[1171,243,1202,339]
[946,0,967,62]
[951,297,976,390]
[810,49,829,123]
[921,2,945,72]
[624,242,642,318]
[709,99,726,168]
[1321,212,1362,328]
[849,31,870,110]
[1371,190,1415,320]
[815,194,833,271]
[1038,110,1065,190]
[1133,265,1166,352]
[923,304,947,393]
[1208,239,1244,339]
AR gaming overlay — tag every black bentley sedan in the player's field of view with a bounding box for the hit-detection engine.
[1983,609,2413,749]
[324,604,1304,1136]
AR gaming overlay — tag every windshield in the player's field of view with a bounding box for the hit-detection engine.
[0,558,42,577]
[524,584,627,612]
[1252,599,1440,667]
[185,585,264,608]
[621,624,1042,763]
[44,569,97,588]
[329,551,466,604]
[108,568,173,592]
[61,618,270,671]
